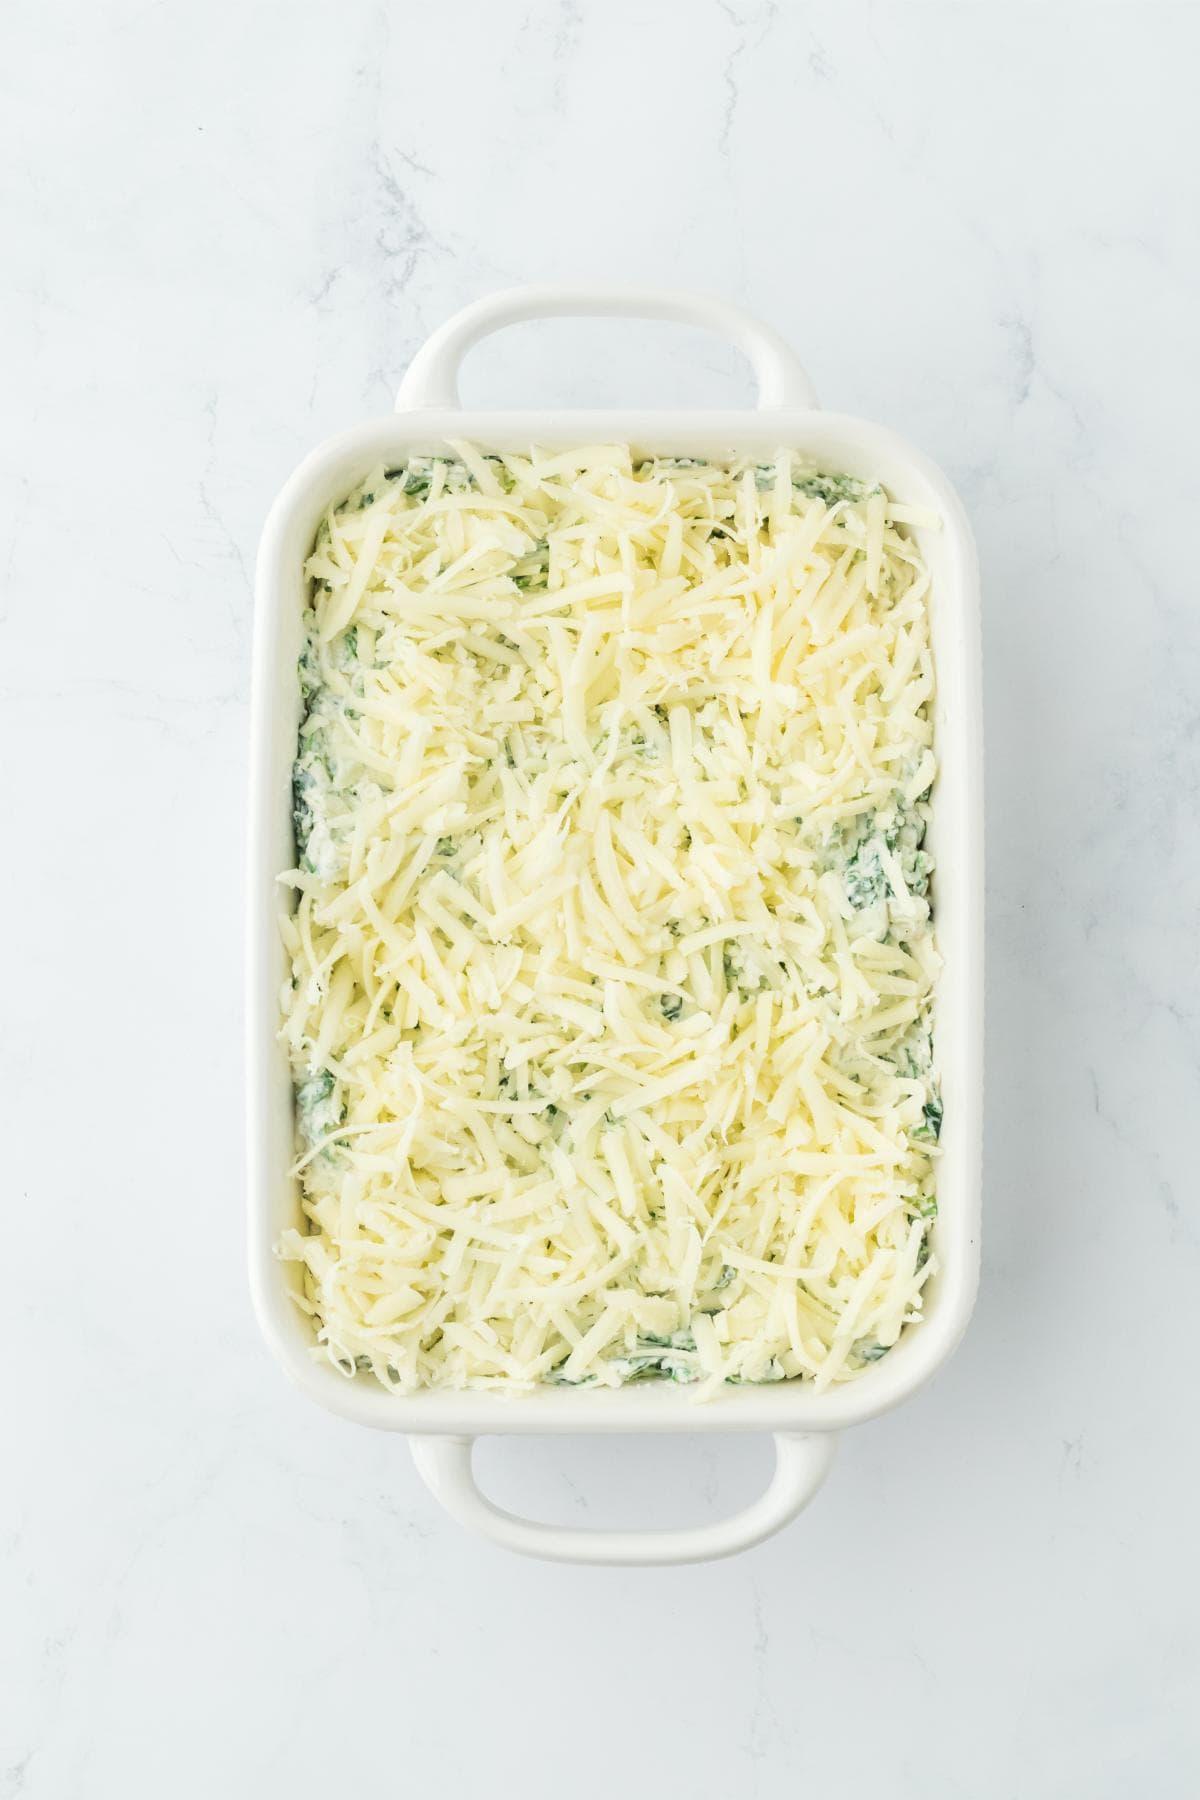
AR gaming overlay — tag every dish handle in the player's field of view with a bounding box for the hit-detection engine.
[408,1431,837,1566]
[394,285,819,412]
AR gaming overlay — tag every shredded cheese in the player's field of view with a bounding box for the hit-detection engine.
[279,448,942,1395]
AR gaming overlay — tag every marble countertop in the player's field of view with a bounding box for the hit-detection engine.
[5,2,1198,1794]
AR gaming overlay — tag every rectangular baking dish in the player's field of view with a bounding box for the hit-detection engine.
[247,286,983,1564]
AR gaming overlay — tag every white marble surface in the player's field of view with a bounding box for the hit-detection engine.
[4,2,1199,1793]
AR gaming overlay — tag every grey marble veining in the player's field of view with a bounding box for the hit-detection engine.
[3,2,1198,1794]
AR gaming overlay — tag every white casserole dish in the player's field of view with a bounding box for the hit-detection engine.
[247,286,983,1565]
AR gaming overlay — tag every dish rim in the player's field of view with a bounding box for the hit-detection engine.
[247,404,983,1439]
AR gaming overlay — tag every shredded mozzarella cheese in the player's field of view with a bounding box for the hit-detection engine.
[279,446,942,1395]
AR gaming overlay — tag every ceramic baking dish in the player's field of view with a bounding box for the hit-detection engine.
[247,286,983,1565]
